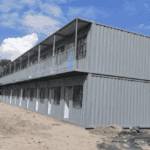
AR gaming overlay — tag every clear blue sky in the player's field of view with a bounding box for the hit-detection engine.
[0,0,150,61]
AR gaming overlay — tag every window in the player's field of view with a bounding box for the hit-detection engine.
[23,89,26,100]
[27,88,30,99]
[73,85,83,109]
[30,88,35,101]
[57,46,65,55]
[54,87,61,105]
[17,89,20,98]
[77,35,87,60]
[40,88,45,103]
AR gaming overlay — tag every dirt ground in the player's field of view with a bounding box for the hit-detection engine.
[0,99,150,150]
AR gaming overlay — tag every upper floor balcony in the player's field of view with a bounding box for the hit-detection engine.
[0,18,92,85]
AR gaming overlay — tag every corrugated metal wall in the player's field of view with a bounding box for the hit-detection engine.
[87,73,150,128]
[0,74,88,127]
[88,22,150,80]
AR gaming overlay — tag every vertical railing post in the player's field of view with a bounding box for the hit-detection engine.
[10,63,11,74]
[14,62,16,73]
[53,34,56,72]
[38,45,41,75]
[75,18,78,69]
[20,57,22,70]
[2,68,3,77]
[27,52,30,67]
[38,45,41,63]
[53,34,55,57]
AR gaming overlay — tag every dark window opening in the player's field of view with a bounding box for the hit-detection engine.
[30,88,35,101]
[54,87,61,105]
[76,35,87,60]
[40,88,45,103]
[17,89,20,98]
[23,89,26,100]
[27,88,30,99]
[73,85,83,109]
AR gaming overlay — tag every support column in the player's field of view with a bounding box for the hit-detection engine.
[14,62,16,73]
[38,45,41,63]
[27,52,30,67]
[53,34,55,56]
[74,18,78,69]
[20,57,22,70]
[9,63,11,74]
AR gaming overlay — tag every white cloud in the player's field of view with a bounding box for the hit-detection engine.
[124,1,136,16]
[40,4,62,17]
[21,11,61,35]
[0,0,23,13]
[138,24,150,29]
[20,0,35,5]
[0,33,38,61]
[67,6,110,19]
[0,13,19,28]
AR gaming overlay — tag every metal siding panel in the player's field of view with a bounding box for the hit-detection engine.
[110,29,113,75]
[95,76,100,126]
[92,76,96,126]
[119,79,123,126]
[107,28,111,73]
[136,81,140,126]
[100,26,104,73]
[134,81,137,126]
[124,32,128,77]
[95,25,100,72]
[138,36,141,78]
[138,36,142,79]
[143,82,146,126]
[89,74,94,126]
[146,38,149,79]
[105,77,108,125]
[118,31,122,76]
[99,77,103,125]
[110,78,114,125]
[111,78,115,125]
[98,76,102,126]
[141,82,144,126]
[114,29,118,75]
[122,79,126,126]
[107,78,112,125]
[106,28,110,74]
[103,28,107,74]
[120,31,123,76]
[147,83,150,126]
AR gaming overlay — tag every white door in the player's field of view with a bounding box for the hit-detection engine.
[64,86,72,119]
[48,88,53,115]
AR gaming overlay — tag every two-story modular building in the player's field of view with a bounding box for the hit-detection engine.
[1,17,150,128]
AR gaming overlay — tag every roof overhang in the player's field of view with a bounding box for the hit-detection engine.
[12,18,92,63]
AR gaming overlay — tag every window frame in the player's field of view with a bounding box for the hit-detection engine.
[73,85,83,109]
[76,35,87,60]
[53,86,61,105]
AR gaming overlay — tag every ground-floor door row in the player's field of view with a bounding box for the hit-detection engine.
[2,73,150,129]
[1,85,84,118]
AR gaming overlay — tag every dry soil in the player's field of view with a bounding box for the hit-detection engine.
[0,99,150,150]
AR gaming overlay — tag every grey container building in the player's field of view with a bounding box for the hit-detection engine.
[1,18,150,128]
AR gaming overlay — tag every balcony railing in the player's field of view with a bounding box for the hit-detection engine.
[0,47,76,84]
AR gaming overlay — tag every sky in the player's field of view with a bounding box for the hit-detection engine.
[0,0,150,61]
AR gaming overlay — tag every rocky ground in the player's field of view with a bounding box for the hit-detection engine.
[0,99,150,150]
